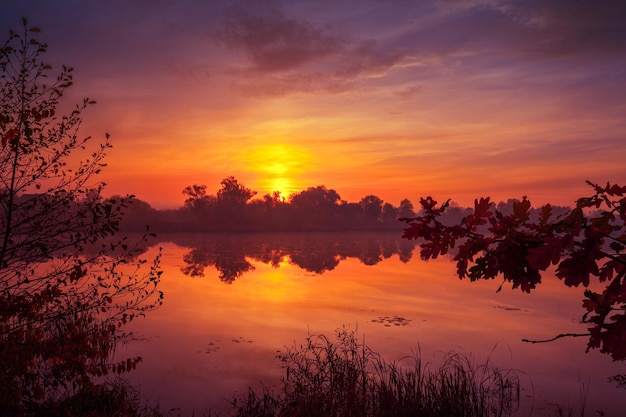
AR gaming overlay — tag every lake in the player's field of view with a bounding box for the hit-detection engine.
[117,232,626,416]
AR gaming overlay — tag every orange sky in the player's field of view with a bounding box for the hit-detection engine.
[2,1,625,208]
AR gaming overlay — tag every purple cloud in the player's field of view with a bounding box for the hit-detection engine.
[209,3,417,97]
[211,7,342,73]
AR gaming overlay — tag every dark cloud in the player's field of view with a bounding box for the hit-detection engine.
[211,7,342,72]
[429,0,626,60]
[209,2,417,96]
[508,0,626,58]
[375,0,625,74]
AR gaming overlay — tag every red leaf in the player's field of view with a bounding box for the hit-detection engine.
[599,259,625,283]
[2,128,19,148]
[527,237,564,270]
[538,204,553,225]
[402,223,421,240]
[608,184,626,196]
[598,314,626,361]
[512,197,531,220]
[556,251,599,287]
[582,289,601,312]
[419,196,438,211]
[474,197,493,218]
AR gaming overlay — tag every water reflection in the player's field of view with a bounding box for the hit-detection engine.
[181,244,255,282]
[170,232,416,282]
[119,234,626,416]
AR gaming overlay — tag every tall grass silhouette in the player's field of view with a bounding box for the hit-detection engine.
[226,328,519,417]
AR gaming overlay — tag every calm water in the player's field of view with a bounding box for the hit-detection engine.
[117,233,626,416]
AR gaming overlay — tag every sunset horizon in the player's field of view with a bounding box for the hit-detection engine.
[2,1,623,210]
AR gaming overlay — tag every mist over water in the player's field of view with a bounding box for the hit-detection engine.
[118,233,625,416]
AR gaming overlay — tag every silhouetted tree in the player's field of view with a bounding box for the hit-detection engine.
[213,176,255,230]
[381,202,399,224]
[217,176,256,206]
[338,201,363,230]
[264,190,286,207]
[360,195,383,221]
[181,183,216,228]
[398,198,416,219]
[291,185,341,210]
[117,195,161,232]
[290,185,341,229]
[183,184,215,211]
[0,20,162,414]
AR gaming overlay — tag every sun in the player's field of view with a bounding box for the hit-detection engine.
[267,177,293,199]
[239,143,312,197]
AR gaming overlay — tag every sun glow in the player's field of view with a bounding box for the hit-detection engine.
[266,177,294,198]
[240,143,313,197]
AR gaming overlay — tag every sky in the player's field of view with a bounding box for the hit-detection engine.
[1,0,625,209]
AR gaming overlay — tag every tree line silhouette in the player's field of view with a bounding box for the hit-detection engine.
[119,176,419,233]
[118,176,579,237]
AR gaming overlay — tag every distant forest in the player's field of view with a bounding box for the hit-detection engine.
[116,176,574,233]
[118,176,421,233]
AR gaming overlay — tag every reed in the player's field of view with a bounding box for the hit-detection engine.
[225,327,519,417]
